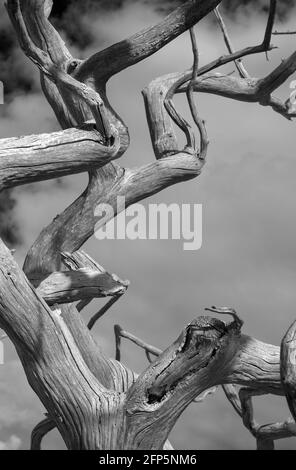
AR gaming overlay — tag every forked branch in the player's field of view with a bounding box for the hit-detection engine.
[213,6,249,78]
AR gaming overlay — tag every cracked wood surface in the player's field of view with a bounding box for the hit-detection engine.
[0,123,122,189]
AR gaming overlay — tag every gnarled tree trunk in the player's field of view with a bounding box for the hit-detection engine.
[0,0,296,450]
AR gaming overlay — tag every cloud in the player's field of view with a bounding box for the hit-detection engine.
[0,435,22,450]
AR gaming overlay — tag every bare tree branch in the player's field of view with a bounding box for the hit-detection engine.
[239,387,296,449]
[87,296,124,330]
[31,417,55,451]
[74,0,224,82]
[213,6,249,78]
[187,27,209,160]
[6,0,115,142]
[281,319,296,422]
[113,323,217,404]
[197,0,277,77]
[124,313,284,449]
[30,269,128,306]
[2,0,296,451]
[222,384,243,416]
[114,324,162,362]
[0,239,122,449]
[273,30,296,35]
[0,123,122,190]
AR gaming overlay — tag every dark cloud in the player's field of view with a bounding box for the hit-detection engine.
[50,0,126,48]
[51,0,124,17]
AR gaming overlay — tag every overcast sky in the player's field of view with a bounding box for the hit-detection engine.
[0,0,296,450]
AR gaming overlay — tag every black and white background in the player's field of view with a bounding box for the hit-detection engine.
[0,0,295,450]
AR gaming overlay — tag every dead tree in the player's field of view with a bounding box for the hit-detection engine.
[0,0,296,450]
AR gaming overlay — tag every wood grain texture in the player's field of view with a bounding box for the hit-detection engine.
[0,239,121,449]
[75,0,223,82]
[0,123,121,189]
[124,318,284,449]
[0,241,289,449]
[31,268,128,305]
[281,320,296,421]
[1,0,295,451]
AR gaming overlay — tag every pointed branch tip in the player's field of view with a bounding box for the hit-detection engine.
[204,306,244,328]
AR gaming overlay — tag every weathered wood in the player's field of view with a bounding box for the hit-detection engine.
[74,0,223,82]
[31,417,55,451]
[1,0,296,451]
[0,241,291,449]
[7,0,115,139]
[0,124,121,190]
[30,268,128,305]
[281,320,296,421]
[0,239,122,449]
[124,317,284,449]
